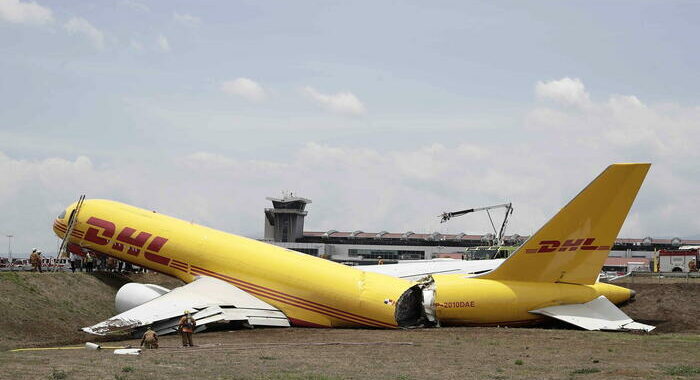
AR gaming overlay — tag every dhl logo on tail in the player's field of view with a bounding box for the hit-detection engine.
[526,238,610,253]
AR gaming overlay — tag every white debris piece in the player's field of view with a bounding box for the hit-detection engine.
[114,348,141,355]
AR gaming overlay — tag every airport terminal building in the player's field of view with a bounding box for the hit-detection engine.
[262,195,700,265]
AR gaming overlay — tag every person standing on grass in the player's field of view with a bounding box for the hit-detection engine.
[30,250,43,272]
[178,310,196,347]
[29,249,39,272]
[85,252,94,272]
[69,252,79,273]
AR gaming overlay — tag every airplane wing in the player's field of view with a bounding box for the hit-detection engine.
[83,276,289,336]
[360,258,504,281]
[529,296,655,332]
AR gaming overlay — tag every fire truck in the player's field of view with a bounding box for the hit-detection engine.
[658,248,699,272]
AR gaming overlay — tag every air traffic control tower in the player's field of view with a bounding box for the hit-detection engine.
[264,194,311,242]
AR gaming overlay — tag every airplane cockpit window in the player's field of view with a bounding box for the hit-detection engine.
[58,210,66,219]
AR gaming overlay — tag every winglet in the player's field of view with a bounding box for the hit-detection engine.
[478,163,650,284]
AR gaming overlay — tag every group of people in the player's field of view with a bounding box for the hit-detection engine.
[18,248,148,274]
[140,310,197,350]
[29,249,43,272]
[68,252,142,273]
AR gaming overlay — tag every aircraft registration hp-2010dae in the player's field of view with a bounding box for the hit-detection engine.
[53,163,654,336]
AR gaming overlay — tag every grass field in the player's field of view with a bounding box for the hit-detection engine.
[1,272,699,379]
[2,327,700,380]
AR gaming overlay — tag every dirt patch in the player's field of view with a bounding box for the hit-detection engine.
[620,283,700,334]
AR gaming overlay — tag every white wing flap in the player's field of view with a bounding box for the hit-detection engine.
[361,258,504,281]
[83,276,289,336]
[529,296,655,332]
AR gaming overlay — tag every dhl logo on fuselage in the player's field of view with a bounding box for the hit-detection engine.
[82,216,172,266]
[524,238,611,254]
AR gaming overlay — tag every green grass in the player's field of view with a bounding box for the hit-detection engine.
[2,273,26,288]
[122,366,133,372]
[49,368,67,379]
[265,373,342,380]
[570,368,601,375]
[514,359,523,365]
[662,365,700,376]
[656,334,700,343]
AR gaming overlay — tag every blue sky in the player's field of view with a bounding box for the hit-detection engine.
[1,0,699,255]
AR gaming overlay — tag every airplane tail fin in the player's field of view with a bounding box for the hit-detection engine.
[478,163,650,285]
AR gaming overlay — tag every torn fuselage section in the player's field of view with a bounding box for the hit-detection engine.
[395,275,438,328]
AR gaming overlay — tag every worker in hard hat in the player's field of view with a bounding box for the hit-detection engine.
[140,326,159,349]
[29,249,42,273]
[377,256,384,265]
[178,310,196,347]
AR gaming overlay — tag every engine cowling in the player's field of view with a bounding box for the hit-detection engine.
[115,283,170,314]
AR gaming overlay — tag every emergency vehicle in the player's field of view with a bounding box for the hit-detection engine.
[658,248,699,272]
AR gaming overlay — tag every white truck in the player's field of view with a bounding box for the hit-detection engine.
[658,249,699,272]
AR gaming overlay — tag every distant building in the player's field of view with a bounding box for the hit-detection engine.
[262,194,700,264]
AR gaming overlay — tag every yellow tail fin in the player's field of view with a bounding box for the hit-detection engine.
[479,163,650,285]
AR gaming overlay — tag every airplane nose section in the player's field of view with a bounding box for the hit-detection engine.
[629,289,636,302]
[53,218,68,239]
[53,206,73,239]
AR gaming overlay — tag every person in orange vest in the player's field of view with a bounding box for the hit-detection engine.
[178,310,196,347]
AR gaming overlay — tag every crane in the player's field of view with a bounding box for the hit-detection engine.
[439,202,513,246]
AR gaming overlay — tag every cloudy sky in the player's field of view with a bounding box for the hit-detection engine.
[1,0,699,256]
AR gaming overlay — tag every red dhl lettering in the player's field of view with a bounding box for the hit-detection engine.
[524,238,610,254]
[82,217,169,265]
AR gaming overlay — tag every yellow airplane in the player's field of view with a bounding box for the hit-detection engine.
[53,163,653,334]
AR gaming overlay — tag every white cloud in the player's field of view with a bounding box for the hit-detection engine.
[221,78,267,102]
[183,152,237,169]
[0,0,52,25]
[526,77,700,237]
[119,0,149,12]
[3,79,700,256]
[129,38,144,51]
[535,77,590,107]
[64,17,105,50]
[302,86,366,116]
[173,12,200,26]
[156,34,170,52]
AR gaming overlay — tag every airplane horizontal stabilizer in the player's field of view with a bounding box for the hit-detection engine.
[529,296,655,332]
[82,276,290,336]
